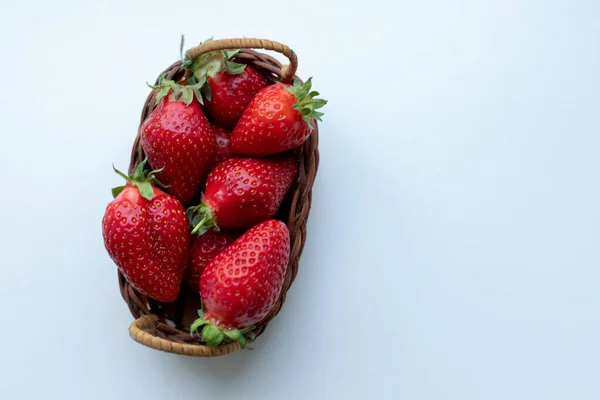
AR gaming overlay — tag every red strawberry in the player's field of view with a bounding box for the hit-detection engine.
[197,123,234,193]
[207,123,234,170]
[140,76,215,204]
[190,219,290,347]
[183,45,270,126]
[230,78,326,156]
[102,160,190,302]
[190,155,298,234]
[184,229,238,292]
[205,66,271,126]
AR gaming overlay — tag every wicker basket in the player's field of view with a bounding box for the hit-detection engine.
[121,38,319,357]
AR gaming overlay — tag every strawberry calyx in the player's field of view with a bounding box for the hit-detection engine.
[285,77,327,127]
[147,73,208,106]
[184,47,246,78]
[111,158,164,201]
[190,308,256,348]
[187,199,218,236]
[182,37,246,78]
[180,37,246,104]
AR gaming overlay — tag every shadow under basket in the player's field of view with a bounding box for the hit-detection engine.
[120,38,320,357]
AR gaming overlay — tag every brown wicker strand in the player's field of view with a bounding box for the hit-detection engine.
[122,38,319,356]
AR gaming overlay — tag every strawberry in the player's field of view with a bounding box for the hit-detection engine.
[204,64,271,127]
[140,75,215,205]
[189,154,298,234]
[102,160,190,302]
[183,42,270,126]
[197,123,234,193]
[230,78,326,156]
[184,229,238,292]
[190,219,290,347]
[207,123,234,170]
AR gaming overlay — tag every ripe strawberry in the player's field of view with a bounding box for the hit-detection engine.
[140,75,215,205]
[230,78,326,156]
[208,123,234,170]
[190,219,290,347]
[189,155,298,234]
[184,229,238,292]
[197,123,234,193]
[205,65,271,127]
[183,44,270,126]
[102,160,190,302]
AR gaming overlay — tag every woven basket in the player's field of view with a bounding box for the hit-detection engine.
[120,38,319,357]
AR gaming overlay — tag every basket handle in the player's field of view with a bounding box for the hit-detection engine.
[128,315,240,357]
[185,38,298,83]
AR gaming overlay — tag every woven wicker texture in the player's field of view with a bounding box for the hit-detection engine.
[120,38,319,357]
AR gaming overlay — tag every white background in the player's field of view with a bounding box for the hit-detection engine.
[0,0,599,399]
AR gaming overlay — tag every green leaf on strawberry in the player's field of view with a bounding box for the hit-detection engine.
[286,77,327,126]
[111,159,164,201]
[190,299,256,349]
[183,39,246,82]
[224,60,246,74]
[111,186,125,198]
[147,73,205,106]
[190,315,255,348]
[190,317,208,334]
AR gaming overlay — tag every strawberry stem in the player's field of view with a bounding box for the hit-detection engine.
[191,214,209,235]
[187,200,218,235]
